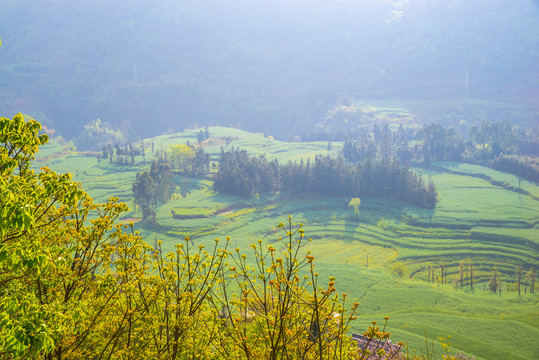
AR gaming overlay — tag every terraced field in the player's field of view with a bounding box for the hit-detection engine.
[35,128,539,360]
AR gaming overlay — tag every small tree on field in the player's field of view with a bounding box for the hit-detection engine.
[426,263,433,283]
[392,263,406,278]
[458,261,465,289]
[464,261,469,288]
[489,268,500,293]
[440,261,447,284]
[348,197,361,219]
[469,259,474,292]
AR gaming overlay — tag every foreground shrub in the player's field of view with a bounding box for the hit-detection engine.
[2,114,462,360]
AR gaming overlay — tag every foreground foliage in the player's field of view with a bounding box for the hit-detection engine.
[2,114,487,359]
[0,114,362,359]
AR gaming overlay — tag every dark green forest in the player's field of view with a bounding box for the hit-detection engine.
[214,148,438,209]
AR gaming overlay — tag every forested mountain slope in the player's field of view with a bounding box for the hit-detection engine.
[1,0,538,139]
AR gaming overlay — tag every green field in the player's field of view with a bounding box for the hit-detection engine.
[35,127,539,360]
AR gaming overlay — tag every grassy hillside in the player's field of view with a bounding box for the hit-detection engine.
[35,127,539,359]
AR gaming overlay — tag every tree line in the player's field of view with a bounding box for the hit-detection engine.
[489,155,539,183]
[342,121,539,182]
[132,144,212,223]
[423,259,536,296]
[101,141,148,166]
[214,148,438,209]
[165,144,210,175]
[487,265,536,296]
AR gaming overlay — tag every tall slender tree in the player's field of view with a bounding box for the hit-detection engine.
[489,267,499,293]
[528,267,536,293]
[459,261,465,289]
[469,259,474,293]
[516,265,523,295]
[132,170,157,224]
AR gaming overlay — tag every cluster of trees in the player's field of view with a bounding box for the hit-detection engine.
[214,148,438,209]
[488,266,536,296]
[75,118,125,151]
[94,131,213,172]
[164,144,210,175]
[3,114,385,359]
[489,155,539,183]
[197,126,210,143]
[132,161,175,223]
[422,259,536,296]
[101,141,149,166]
[342,123,468,165]
[131,144,211,224]
[422,260,469,289]
[342,121,539,182]
[420,125,465,164]
[514,125,539,156]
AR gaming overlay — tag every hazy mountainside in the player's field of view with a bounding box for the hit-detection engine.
[1,0,538,139]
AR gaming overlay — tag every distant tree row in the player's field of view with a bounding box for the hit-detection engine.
[342,121,539,182]
[100,141,152,166]
[342,123,467,165]
[214,148,437,208]
[152,144,210,175]
[489,155,539,183]
[488,266,536,296]
[423,259,536,296]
